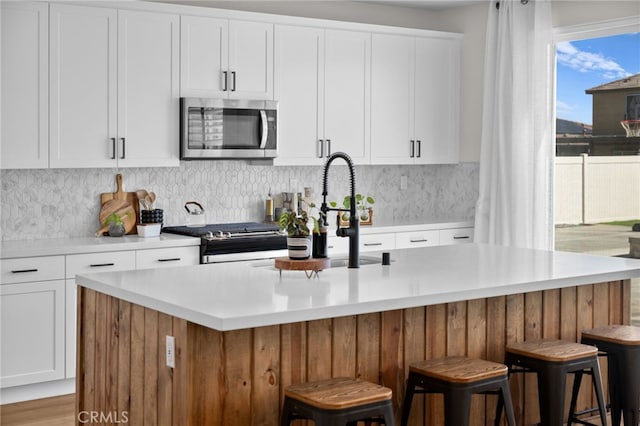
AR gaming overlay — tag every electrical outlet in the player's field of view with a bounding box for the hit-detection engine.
[166,335,175,368]
[400,175,408,190]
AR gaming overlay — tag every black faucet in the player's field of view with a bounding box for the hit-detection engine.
[320,152,359,268]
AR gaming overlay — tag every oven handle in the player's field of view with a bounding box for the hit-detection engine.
[259,110,268,148]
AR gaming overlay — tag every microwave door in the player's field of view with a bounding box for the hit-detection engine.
[259,110,268,149]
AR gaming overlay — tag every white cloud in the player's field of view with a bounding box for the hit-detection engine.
[556,100,573,115]
[556,41,630,79]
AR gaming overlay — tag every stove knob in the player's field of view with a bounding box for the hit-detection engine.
[206,231,214,239]
[225,232,231,239]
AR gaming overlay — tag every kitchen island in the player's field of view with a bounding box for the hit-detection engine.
[75,244,640,425]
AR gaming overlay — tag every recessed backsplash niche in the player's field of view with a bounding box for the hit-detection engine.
[0,161,478,241]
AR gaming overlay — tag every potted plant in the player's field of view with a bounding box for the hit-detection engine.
[330,194,375,225]
[278,210,312,259]
[104,211,131,237]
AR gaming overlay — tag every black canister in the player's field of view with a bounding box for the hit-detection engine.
[312,226,328,258]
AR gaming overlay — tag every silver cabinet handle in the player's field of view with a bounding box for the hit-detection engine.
[90,263,115,268]
[410,140,415,158]
[158,258,181,262]
[326,139,331,157]
[111,138,116,159]
[416,140,421,158]
[222,71,228,91]
[364,242,383,247]
[231,71,236,91]
[11,268,38,274]
[318,140,324,158]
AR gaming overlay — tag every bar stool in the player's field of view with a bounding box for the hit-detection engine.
[503,339,607,426]
[400,356,516,426]
[280,377,395,425]
[580,325,640,426]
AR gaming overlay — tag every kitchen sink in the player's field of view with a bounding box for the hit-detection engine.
[328,255,384,268]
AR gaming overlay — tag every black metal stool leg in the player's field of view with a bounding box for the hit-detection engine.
[567,371,584,426]
[537,364,568,426]
[589,359,608,426]
[444,388,471,426]
[401,373,417,426]
[499,379,517,426]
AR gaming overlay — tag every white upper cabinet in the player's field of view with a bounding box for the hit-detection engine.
[274,26,370,166]
[1,2,49,169]
[116,10,180,167]
[181,16,273,100]
[371,33,460,165]
[49,4,179,168]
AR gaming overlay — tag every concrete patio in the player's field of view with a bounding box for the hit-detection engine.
[555,224,640,326]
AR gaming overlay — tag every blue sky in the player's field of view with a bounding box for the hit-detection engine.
[556,32,640,125]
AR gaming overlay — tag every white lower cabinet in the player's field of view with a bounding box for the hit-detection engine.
[136,246,199,270]
[440,227,474,245]
[1,256,66,388]
[395,229,439,249]
[360,233,395,253]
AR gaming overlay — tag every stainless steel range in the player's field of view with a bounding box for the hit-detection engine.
[162,222,287,263]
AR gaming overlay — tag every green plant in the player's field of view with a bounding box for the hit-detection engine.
[278,210,310,237]
[329,194,375,221]
[103,211,132,227]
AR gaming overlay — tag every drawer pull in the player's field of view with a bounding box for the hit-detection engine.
[453,236,470,240]
[11,268,38,274]
[410,239,428,243]
[158,258,181,262]
[364,242,383,247]
[89,263,115,268]
[327,245,334,249]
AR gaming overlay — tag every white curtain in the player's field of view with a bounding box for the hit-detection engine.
[474,0,555,250]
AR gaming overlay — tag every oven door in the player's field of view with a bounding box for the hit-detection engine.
[202,249,288,264]
[181,98,277,159]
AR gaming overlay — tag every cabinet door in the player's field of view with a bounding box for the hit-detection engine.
[439,227,473,245]
[414,37,460,164]
[1,280,65,387]
[117,10,180,167]
[323,30,370,164]
[228,20,273,100]
[1,2,48,169]
[49,4,117,168]
[65,279,77,378]
[180,15,228,97]
[370,33,414,165]
[273,25,324,166]
[136,246,199,270]
[395,229,439,249]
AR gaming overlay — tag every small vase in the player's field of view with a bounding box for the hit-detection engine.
[287,236,312,260]
[312,228,328,258]
[108,223,125,237]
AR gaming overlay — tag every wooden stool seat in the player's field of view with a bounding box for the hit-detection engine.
[281,377,394,425]
[284,377,392,410]
[409,356,508,383]
[581,325,640,426]
[505,339,598,362]
[501,339,607,426]
[401,356,516,426]
[582,324,640,345]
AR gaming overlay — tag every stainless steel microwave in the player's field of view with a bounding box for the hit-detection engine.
[180,98,277,159]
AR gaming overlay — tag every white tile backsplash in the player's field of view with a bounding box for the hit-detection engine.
[0,161,478,240]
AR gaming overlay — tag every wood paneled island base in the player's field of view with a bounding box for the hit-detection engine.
[76,280,630,426]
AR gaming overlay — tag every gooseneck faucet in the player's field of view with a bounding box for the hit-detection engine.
[320,152,359,268]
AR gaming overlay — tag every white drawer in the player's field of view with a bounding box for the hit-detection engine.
[136,247,200,270]
[360,233,395,252]
[327,236,349,255]
[66,251,136,279]
[1,256,65,284]
[439,227,474,245]
[395,230,440,249]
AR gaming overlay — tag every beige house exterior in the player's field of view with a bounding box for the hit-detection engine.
[586,73,640,136]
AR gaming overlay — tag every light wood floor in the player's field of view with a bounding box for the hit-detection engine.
[0,394,75,426]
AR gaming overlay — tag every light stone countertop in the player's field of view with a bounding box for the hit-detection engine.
[76,243,640,332]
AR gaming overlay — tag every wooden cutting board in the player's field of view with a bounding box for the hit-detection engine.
[99,174,139,235]
[96,200,136,237]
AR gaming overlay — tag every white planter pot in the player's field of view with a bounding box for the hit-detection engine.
[287,236,312,260]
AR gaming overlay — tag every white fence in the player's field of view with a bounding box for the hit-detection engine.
[555,155,640,224]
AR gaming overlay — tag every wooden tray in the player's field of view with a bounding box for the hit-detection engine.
[274,257,331,278]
